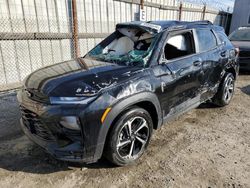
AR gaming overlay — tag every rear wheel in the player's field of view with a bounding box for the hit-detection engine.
[105,107,153,166]
[213,72,235,106]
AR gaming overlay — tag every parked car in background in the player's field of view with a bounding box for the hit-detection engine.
[229,26,250,71]
[18,20,239,166]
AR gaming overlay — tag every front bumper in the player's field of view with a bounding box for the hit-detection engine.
[17,90,99,163]
[20,118,86,162]
[239,57,250,71]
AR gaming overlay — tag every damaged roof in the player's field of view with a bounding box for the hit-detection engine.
[116,20,222,33]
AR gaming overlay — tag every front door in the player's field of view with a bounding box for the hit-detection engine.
[157,29,203,118]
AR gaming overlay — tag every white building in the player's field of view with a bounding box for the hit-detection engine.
[230,0,250,33]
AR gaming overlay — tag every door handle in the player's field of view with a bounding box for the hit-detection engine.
[193,60,202,67]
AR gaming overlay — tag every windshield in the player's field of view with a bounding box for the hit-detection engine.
[85,27,159,66]
[229,28,250,41]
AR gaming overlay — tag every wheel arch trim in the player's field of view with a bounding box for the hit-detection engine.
[93,91,163,160]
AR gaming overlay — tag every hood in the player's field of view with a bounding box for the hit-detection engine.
[25,58,143,97]
[231,41,250,50]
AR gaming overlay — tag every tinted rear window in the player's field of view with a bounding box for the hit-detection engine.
[196,29,217,52]
[229,28,250,41]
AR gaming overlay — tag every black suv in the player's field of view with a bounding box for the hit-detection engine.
[229,26,250,71]
[18,20,239,166]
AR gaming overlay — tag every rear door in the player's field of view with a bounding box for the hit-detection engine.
[158,29,204,118]
[193,28,223,100]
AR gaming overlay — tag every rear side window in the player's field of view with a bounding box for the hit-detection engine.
[196,29,217,52]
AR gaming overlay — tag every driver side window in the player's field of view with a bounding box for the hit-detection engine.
[164,31,195,60]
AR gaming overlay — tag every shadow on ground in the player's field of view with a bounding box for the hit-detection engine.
[198,102,218,109]
[0,92,21,140]
[240,85,250,96]
[0,138,116,174]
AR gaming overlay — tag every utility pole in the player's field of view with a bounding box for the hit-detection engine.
[140,0,144,10]
[179,2,183,21]
[139,0,146,21]
[202,4,206,20]
[72,0,80,58]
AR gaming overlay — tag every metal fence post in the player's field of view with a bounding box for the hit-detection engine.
[178,3,183,21]
[72,0,80,58]
[202,5,206,20]
[140,0,144,10]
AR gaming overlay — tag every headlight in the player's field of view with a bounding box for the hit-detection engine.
[60,116,80,130]
[50,96,95,104]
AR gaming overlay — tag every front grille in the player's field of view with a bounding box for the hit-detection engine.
[20,106,55,142]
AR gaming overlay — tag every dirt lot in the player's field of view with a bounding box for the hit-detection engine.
[0,74,249,188]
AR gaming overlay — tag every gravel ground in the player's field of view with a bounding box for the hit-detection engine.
[0,74,249,188]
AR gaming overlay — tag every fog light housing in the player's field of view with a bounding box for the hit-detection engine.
[60,116,81,130]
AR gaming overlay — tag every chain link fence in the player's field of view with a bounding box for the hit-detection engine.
[0,0,231,92]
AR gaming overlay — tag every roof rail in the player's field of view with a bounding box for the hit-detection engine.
[188,20,212,25]
[164,20,212,32]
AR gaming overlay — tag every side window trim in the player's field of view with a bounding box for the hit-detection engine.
[211,29,219,46]
[161,29,196,63]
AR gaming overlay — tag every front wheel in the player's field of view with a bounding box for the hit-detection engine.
[213,72,235,106]
[105,107,153,166]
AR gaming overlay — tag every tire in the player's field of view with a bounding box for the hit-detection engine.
[213,72,235,107]
[105,107,153,166]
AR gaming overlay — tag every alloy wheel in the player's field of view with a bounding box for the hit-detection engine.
[116,116,149,160]
[224,77,234,103]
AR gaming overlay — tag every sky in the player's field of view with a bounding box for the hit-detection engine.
[181,0,235,12]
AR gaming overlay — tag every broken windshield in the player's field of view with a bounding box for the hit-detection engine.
[85,27,159,66]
